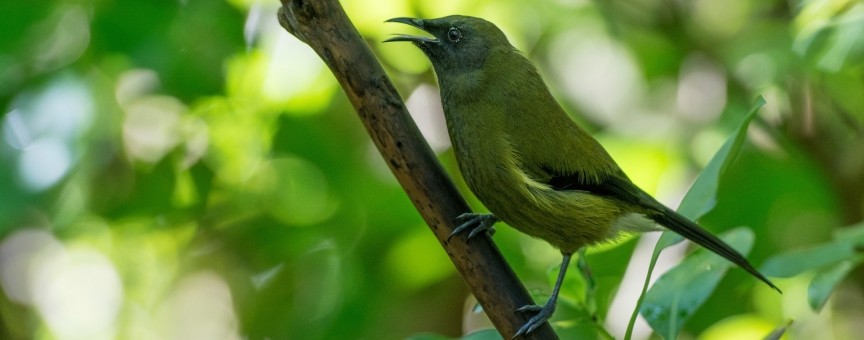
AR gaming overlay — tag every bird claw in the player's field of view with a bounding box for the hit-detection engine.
[513,301,556,338]
[448,213,498,242]
[515,304,543,313]
[468,224,496,239]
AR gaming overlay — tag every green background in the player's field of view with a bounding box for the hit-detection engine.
[0,0,862,339]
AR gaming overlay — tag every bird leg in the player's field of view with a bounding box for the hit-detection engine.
[448,213,498,241]
[513,253,572,338]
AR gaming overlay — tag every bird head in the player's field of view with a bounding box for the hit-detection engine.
[385,15,512,74]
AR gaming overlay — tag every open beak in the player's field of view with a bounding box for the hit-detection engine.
[384,17,437,43]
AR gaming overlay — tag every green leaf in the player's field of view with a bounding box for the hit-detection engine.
[404,329,502,340]
[761,221,864,277]
[808,259,861,312]
[652,96,765,256]
[549,254,615,339]
[654,230,685,251]
[832,221,864,243]
[625,97,765,340]
[793,2,864,71]
[555,318,615,340]
[760,242,858,278]
[676,96,765,220]
[639,228,755,339]
[759,221,864,312]
[462,329,502,340]
[764,320,794,340]
[404,333,451,340]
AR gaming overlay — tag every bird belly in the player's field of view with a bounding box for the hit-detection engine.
[475,182,628,254]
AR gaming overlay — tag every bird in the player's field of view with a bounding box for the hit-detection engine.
[385,15,779,337]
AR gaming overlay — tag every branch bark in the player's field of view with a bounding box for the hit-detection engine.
[276,0,556,338]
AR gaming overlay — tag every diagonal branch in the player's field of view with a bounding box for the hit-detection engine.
[276,0,556,338]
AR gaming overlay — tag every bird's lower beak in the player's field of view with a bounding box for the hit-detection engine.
[384,17,437,43]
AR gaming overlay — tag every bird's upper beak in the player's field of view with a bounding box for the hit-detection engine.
[384,17,437,44]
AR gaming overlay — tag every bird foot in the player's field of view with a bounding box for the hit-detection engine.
[448,213,498,242]
[513,301,556,338]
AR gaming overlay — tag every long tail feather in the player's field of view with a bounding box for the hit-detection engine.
[650,207,781,293]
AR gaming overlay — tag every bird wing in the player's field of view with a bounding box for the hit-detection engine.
[540,167,661,210]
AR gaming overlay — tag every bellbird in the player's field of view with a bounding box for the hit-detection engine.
[385,15,779,337]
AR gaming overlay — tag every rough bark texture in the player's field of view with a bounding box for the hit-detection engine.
[277,0,557,338]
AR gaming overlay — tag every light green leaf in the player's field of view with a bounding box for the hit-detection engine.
[555,318,615,340]
[676,96,765,220]
[760,242,858,278]
[793,2,864,71]
[652,97,765,255]
[639,228,755,339]
[761,221,864,277]
[808,259,861,312]
[760,221,864,312]
[832,221,864,243]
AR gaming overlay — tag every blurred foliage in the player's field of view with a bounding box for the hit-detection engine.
[0,0,862,339]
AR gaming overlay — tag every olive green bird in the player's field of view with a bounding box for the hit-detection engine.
[386,15,779,337]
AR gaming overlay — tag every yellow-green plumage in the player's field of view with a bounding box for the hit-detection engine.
[436,26,636,253]
[386,15,779,336]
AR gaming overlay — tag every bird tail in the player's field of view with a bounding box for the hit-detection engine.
[650,207,781,293]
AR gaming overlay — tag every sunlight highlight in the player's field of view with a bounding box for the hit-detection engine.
[0,230,123,339]
[6,76,93,191]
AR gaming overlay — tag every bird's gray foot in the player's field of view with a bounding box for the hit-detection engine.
[513,300,556,338]
[512,253,572,337]
[448,213,498,241]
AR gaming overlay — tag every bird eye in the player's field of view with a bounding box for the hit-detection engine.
[447,27,462,42]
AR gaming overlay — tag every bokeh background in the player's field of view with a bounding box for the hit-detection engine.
[1,0,862,339]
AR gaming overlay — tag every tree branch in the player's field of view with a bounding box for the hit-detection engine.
[276,0,556,338]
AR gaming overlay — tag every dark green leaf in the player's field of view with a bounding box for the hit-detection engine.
[640,228,754,339]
